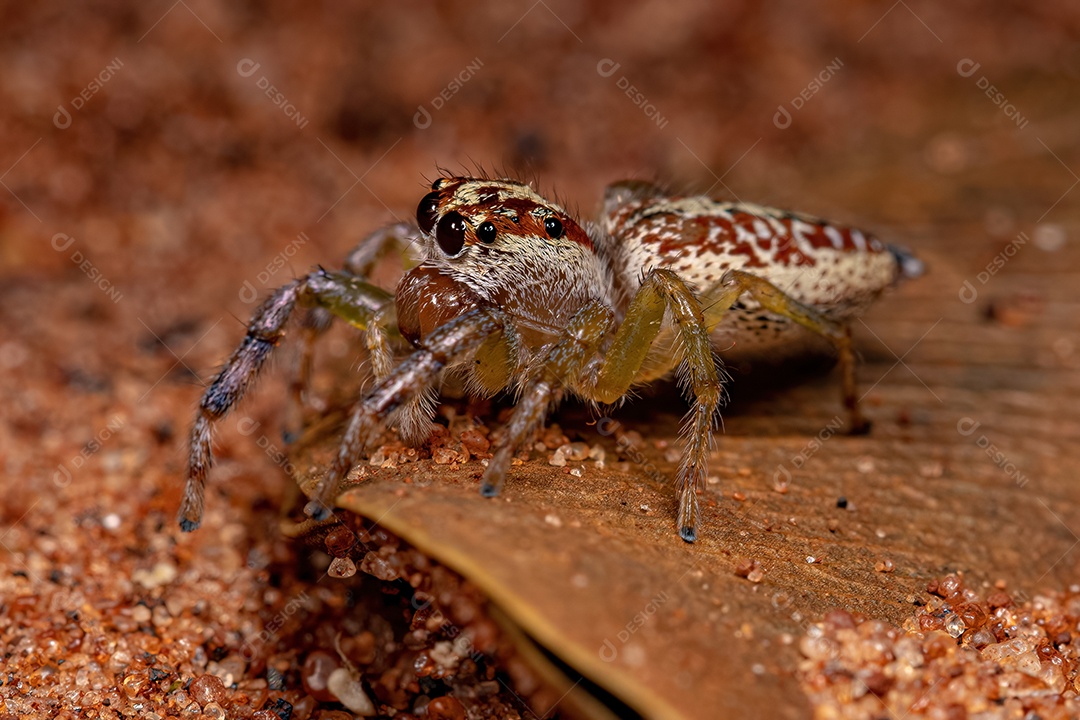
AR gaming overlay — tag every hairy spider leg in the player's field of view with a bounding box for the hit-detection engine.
[698,269,870,434]
[179,269,396,532]
[478,268,723,544]
[341,222,421,277]
[286,223,420,441]
[283,309,333,444]
[479,302,614,497]
[591,268,724,543]
[304,307,512,522]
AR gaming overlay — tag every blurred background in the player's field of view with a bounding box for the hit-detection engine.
[3,2,1075,283]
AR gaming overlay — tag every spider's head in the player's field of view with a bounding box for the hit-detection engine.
[414,176,592,258]
[396,176,606,347]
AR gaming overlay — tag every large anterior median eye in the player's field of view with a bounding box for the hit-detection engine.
[436,211,468,256]
[544,216,564,239]
[416,191,441,234]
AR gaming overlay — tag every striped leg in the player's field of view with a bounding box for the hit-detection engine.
[179,269,394,532]
[304,307,512,521]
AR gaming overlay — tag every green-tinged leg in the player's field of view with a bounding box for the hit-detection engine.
[587,268,725,543]
[392,285,518,448]
[700,270,868,434]
[285,273,400,440]
[284,222,418,441]
[180,269,397,532]
[305,307,512,522]
[284,311,329,444]
[480,303,613,497]
[342,222,421,277]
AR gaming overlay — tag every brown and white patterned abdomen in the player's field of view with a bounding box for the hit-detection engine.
[599,190,902,359]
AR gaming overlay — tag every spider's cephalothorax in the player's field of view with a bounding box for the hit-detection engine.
[179,175,918,543]
[397,177,611,350]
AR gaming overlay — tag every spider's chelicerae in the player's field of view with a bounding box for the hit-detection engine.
[179,176,920,543]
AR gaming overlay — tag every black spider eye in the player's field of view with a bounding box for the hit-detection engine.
[544,216,564,239]
[477,221,497,244]
[436,211,467,256]
[416,191,441,234]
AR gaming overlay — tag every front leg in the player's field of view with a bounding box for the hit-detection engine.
[286,222,419,439]
[476,270,723,544]
[180,269,395,532]
[342,221,422,278]
[588,269,725,543]
[304,307,512,521]
[479,302,614,497]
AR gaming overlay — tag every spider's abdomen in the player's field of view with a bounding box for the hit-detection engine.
[597,183,912,358]
[602,188,901,314]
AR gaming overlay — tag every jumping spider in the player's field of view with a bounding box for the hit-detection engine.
[180,176,919,542]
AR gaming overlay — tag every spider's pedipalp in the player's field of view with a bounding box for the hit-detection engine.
[305,306,512,521]
[480,301,613,497]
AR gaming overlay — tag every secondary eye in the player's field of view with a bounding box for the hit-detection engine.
[544,216,564,239]
[436,211,468,256]
[477,221,497,243]
[416,191,441,234]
